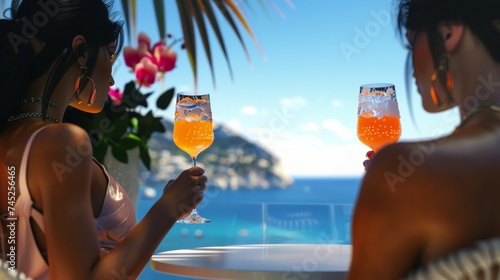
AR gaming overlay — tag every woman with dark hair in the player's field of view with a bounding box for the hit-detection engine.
[349,0,500,279]
[0,1,207,279]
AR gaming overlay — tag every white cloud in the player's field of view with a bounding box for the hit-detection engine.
[241,106,258,116]
[332,99,342,108]
[300,135,324,145]
[322,119,354,140]
[300,122,320,132]
[226,119,242,132]
[280,97,307,110]
[260,135,367,177]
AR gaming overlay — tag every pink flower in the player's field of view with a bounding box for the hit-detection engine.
[108,87,123,105]
[123,44,153,70]
[153,44,177,73]
[135,57,158,87]
[138,32,151,51]
[123,46,141,69]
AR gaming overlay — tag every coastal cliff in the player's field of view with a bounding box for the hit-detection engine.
[143,120,293,190]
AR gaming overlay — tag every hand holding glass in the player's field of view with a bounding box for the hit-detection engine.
[357,84,401,153]
[173,93,214,224]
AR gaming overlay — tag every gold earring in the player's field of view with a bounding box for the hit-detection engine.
[446,72,454,92]
[429,53,454,107]
[430,73,440,106]
[74,66,97,106]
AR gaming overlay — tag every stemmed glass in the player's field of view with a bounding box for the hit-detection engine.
[357,83,401,153]
[173,92,214,224]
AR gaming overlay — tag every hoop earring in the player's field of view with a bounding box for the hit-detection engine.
[74,66,97,106]
[430,73,440,106]
[446,72,454,92]
[429,53,454,107]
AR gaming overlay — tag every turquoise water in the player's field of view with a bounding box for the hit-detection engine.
[137,177,361,279]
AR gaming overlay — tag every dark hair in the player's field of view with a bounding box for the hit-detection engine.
[397,0,500,119]
[0,0,123,124]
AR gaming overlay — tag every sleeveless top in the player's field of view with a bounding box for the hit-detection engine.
[10,126,136,280]
[403,238,500,280]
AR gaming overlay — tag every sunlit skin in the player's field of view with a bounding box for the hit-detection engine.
[348,22,500,279]
[0,34,207,278]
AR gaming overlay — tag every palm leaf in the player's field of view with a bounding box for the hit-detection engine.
[212,0,254,63]
[130,0,137,42]
[118,0,291,85]
[223,0,265,57]
[190,1,216,87]
[153,0,166,39]
[10,0,20,17]
[199,0,234,81]
[176,0,198,88]
[121,0,138,43]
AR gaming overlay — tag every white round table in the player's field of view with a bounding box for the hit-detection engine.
[151,244,351,279]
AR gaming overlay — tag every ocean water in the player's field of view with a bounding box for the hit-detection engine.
[137,177,362,279]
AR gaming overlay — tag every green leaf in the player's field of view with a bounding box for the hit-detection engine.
[139,144,151,170]
[93,138,109,163]
[118,137,141,150]
[156,87,175,109]
[151,116,166,133]
[191,1,216,88]
[127,133,142,141]
[107,116,130,140]
[214,1,254,62]
[200,0,234,80]
[10,0,20,17]
[137,111,154,139]
[130,116,139,131]
[120,0,132,43]
[176,0,197,87]
[111,144,129,164]
[122,81,140,109]
[153,0,166,39]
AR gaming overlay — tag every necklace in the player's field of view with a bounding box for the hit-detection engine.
[17,97,58,109]
[7,112,59,123]
[455,105,500,130]
[7,97,59,123]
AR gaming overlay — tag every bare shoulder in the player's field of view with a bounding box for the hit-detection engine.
[33,123,91,147]
[349,141,439,279]
[29,123,93,188]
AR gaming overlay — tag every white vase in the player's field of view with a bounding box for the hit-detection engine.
[103,148,141,211]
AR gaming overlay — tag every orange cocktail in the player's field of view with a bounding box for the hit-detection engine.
[357,115,401,152]
[173,119,214,158]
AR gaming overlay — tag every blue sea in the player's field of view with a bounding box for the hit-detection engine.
[136,177,362,279]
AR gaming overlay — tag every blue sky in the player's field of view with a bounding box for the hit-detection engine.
[108,0,462,177]
[2,1,461,177]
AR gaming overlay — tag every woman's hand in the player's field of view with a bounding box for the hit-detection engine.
[161,166,207,220]
[363,150,375,170]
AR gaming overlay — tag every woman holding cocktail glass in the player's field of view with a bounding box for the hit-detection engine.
[0,1,207,279]
[349,0,500,279]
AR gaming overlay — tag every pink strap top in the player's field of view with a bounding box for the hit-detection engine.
[13,126,136,280]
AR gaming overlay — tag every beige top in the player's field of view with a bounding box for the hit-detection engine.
[13,126,136,280]
[404,238,500,280]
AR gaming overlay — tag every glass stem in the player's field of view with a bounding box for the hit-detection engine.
[192,156,197,167]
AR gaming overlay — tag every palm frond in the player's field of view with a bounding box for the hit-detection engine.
[224,0,265,58]
[153,0,166,39]
[118,0,290,87]
[10,0,20,17]
[199,0,234,81]
[190,1,217,88]
[176,0,198,88]
[121,0,134,43]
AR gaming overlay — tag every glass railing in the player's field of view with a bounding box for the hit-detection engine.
[138,201,354,279]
